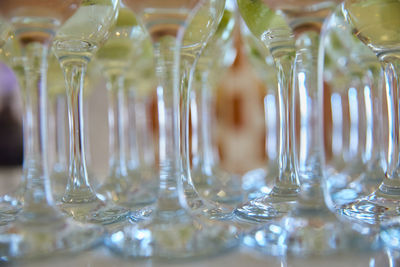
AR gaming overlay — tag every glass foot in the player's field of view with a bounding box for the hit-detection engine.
[241,168,273,200]
[243,209,380,257]
[339,192,400,225]
[59,197,130,226]
[0,216,104,260]
[192,167,243,205]
[381,217,400,250]
[184,188,234,221]
[98,177,157,209]
[234,194,296,223]
[105,210,239,260]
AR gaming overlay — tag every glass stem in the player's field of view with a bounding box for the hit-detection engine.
[106,74,128,179]
[199,71,216,175]
[270,49,299,198]
[19,41,57,218]
[292,30,326,208]
[378,55,400,195]
[154,37,187,211]
[128,89,140,170]
[54,95,67,169]
[61,60,96,203]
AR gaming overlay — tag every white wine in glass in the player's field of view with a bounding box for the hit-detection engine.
[0,0,104,260]
[53,0,130,226]
[105,0,238,260]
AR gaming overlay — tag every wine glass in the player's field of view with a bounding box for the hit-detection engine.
[189,0,243,207]
[95,5,157,209]
[235,0,299,223]
[52,0,131,226]
[0,0,104,259]
[237,0,376,256]
[339,0,400,226]
[105,0,239,259]
[47,53,69,201]
[320,7,385,212]
[179,0,241,221]
[240,20,279,201]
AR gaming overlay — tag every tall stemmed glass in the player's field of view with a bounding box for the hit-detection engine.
[53,0,129,225]
[47,53,69,201]
[96,6,156,209]
[237,0,375,256]
[0,0,104,259]
[340,0,400,226]
[235,0,299,222]
[189,2,242,206]
[105,0,238,259]
[179,0,239,220]
[321,7,385,212]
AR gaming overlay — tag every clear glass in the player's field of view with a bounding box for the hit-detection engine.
[53,0,130,226]
[321,7,386,217]
[0,35,25,224]
[179,0,238,220]
[96,6,157,209]
[240,20,279,200]
[237,0,375,256]
[47,53,69,201]
[105,0,239,260]
[340,0,400,226]
[235,0,299,222]
[0,0,103,259]
[188,0,243,207]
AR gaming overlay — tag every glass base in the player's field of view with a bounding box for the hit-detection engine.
[98,179,157,209]
[105,209,239,260]
[234,192,297,223]
[184,188,234,221]
[51,169,99,202]
[241,167,274,200]
[0,215,104,260]
[191,167,243,205]
[243,208,380,257]
[59,196,130,226]
[380,217,400,250]
[339,192,400,225]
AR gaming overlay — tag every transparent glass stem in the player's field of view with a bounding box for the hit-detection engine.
[181,56,199,193]
[19,40,58,220]
[106,74,128,179]
[378,55,400,195]
[62,60,96,203]
[198,71,216,174]
[127,89,140,170]
[292,30,327,208]
[54,95,68,169]
[154,37,186,211]
[270,52,299,198]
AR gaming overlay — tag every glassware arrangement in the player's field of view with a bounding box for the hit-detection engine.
[52,0,130,226]
[105,0,239,260]
[0,0,398,262]
[0,0,104,259]
[236,0,380,257]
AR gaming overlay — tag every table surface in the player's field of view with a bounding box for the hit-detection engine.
[0,167,397,267]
